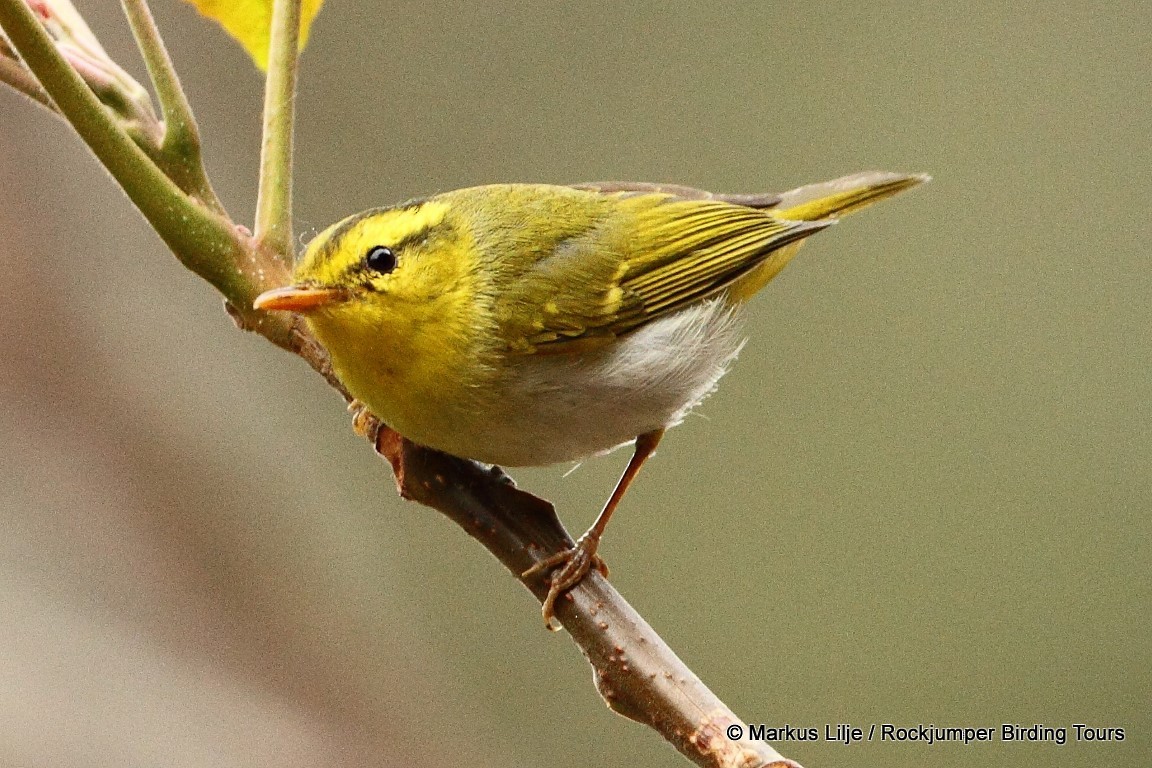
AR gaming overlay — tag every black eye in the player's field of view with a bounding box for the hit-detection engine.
[365,245,397,274]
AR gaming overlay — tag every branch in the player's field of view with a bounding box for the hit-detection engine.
[120,0,224,213]
[0,48,58,112]
[254,0,300,259]
[368,425,804,768]
[0,0,291,344]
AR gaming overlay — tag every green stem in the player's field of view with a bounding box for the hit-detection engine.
[0,0,289,343]
[0,48,58,112]
[120,0,224,214]
[254,0,301,261]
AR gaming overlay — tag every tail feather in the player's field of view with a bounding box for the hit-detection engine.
[723,171,927,302]
[772,171,929,222]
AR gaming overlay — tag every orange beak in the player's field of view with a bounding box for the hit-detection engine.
[253,285,345,312]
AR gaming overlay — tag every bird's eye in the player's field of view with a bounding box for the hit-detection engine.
[365,245,397,274]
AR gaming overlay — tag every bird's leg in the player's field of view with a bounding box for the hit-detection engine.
[524,428,665,629]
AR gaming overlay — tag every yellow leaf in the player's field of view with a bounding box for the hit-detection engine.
[183,0,325,70]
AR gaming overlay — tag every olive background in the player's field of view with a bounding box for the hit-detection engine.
[0,2,1147,767]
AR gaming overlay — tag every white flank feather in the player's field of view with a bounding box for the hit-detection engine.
[466,298,746,466]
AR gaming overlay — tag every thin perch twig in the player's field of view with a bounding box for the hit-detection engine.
[369,424,804,768]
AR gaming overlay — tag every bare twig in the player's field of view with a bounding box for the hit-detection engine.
[254,0,300,260]
[120,0,224,213]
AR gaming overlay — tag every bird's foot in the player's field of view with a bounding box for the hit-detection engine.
[523,537,609,630]
[348,399,378,441]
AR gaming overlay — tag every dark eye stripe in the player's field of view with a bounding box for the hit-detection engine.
[389,225,437,254]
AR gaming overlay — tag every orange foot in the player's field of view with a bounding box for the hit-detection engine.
[523,537,609,630]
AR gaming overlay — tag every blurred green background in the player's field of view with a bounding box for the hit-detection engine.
[1,1,1147,767]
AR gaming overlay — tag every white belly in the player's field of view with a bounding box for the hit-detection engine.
[458,298,746,466]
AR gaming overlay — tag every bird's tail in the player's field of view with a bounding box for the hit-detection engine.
[723,171,927,302]
[772,171,929,222]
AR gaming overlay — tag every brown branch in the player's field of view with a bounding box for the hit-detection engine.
[367,426,803,768]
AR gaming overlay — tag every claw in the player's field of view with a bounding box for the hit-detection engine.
[521,429,664,630]
[523,539,608,629]
[348,400,377,440]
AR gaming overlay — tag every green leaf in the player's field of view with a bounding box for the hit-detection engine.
[183,0,324,70]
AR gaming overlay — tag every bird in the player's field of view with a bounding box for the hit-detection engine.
[254,171,927,627]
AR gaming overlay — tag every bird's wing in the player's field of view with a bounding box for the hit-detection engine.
[574,171,928,219]
[570,181,783,209]
[505,193,831,354]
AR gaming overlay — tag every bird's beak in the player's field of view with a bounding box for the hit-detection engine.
[253,285,344,312]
